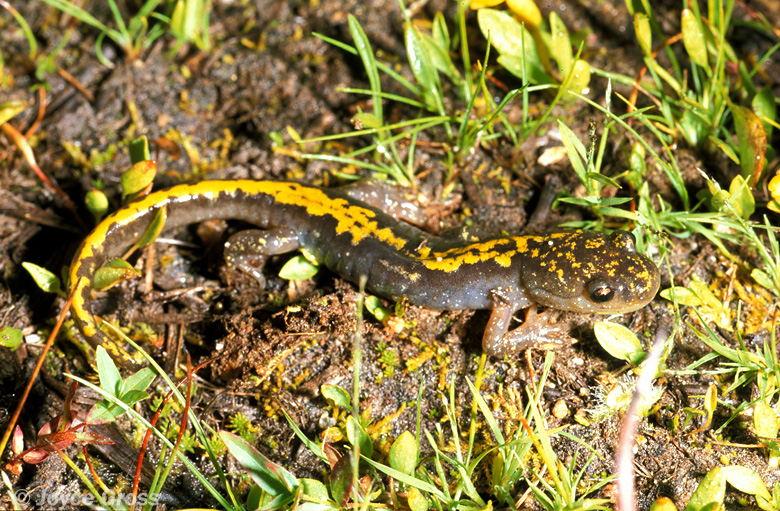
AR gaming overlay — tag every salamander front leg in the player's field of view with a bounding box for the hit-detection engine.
[483,289,570,356]
[224,227,300,286]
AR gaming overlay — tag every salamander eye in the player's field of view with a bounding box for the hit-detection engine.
[610,230,636,252]
[587,279,614,303]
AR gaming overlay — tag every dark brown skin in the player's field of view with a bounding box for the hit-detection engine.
[69,180,660,366]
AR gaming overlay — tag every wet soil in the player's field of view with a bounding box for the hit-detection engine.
[1,0,779,509]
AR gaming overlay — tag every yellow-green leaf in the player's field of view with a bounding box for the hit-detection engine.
[22,262,61,295]
[0,99,27,126]
[469,0,505,8]
[93,259,140,291]
[300,479,329,500]
[564,59,591,98]
[634,13,652,55]
[660,286,703,306]
[650,497,678,511]
[721,465,772,501]
[549,12,572,76]
[682,9,708,68]
[478,9,551,84]
[685,467,725,511]
[388,431,418,475]
[0,326,22,351]
[121,160,157,199]
[321,384,351,411]
[594,321,645,365]
[727,175,755,219]
[407,487,429,511]
[731,104,767,186]
[134,206,167,249]
[754,402,778,440]
[752,87,776,139]
[278,254,319,280]
[345,415,372,457]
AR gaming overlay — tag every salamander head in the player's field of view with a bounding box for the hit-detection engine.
[521,230,660,314]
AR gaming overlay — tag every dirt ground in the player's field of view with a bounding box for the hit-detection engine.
[1,0,779,509]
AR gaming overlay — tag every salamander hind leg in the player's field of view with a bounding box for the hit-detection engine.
[483,290,571,356]
[224,227,300,287]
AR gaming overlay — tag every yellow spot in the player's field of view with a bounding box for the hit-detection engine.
[494,251,514,267]
[419,238,519,272]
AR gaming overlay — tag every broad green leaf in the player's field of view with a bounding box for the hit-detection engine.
[731,104,767,186]
[246,485,262,511]
[96,346,122,395]
[388,431,418,475]
[22,262,61,295]
[0,326,22,351]
[321,384,352,411]
[722,465,771,501]
[594,321,645,365]
[93,259,140,291]
[346,415,372,457]
[119,367,156,397]
[419,30,460,84]
[134,206,167,249]
[121,160,157,199]
[86,400,123,424]
[432,12,449,50]
[300,479,330,500]
[629,142,646,173]
[752,269,775,289]
[752,87,776,139]
[478,9,551,84]
[408,487,429,511]
[685,467,726,511]
[219,430,299,497]
[405,22,440,111]
[279,254,319,280]
[727,175,755,219]
[682,9,708,68]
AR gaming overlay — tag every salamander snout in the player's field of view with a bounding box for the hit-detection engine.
[522,230,660,314]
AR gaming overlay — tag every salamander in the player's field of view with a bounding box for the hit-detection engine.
[69,180,660,366]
